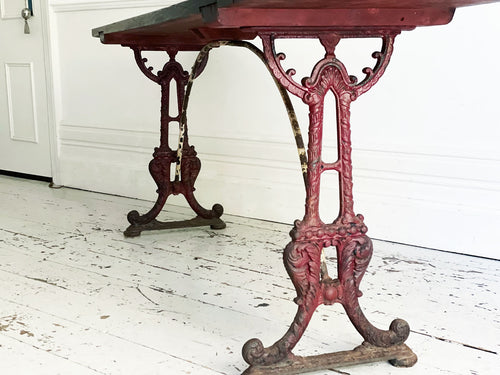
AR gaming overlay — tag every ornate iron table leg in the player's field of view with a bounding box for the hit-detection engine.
[242,31,417,374]
[124,48,225,237]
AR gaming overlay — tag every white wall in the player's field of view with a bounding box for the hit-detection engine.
[48,0,500,259]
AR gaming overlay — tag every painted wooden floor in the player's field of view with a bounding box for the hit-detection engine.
[0,174,498,375]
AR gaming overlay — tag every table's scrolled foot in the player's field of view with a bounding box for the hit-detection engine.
[243,241,323,367]
[123,217,144,238]
[242,338,289,368]
[339,235,410,347]
[241,312,309,367]
[346,316,411,350]
[185,187,225,222]
[208,203,227,230]
[242,338,293,370]
[242,342,417,375]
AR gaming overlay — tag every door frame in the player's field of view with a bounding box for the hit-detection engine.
[39,1,60,183]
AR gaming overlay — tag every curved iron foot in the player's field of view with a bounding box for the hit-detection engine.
[242,338,291,367]
[242,305,309,367]
[339,235,410,347]
[243,241,323,366]
[126,148,172,227]
[242,304,310,366]
[184,188,225,224]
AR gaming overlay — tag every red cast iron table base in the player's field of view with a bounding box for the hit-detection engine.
[123,47,226,237]
[121,30,418,374]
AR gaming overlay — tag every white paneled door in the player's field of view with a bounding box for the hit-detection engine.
[0,0,52,177]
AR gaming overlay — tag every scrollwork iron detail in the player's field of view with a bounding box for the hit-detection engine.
[259,32,396,227]
[242,30,412,371]
[243,241,323,366]
[124,47,224,236]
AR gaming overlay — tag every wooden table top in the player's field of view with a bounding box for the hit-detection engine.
[92,0,499,49]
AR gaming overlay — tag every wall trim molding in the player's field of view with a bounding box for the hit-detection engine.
[58,122,500,200]
[50,0,179,13]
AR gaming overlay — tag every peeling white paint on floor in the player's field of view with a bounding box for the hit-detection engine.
[0,175,498,374]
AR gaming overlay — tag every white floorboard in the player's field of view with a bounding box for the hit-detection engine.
[0,175,498,374]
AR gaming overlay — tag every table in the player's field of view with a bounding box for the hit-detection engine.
[92,1,498,374]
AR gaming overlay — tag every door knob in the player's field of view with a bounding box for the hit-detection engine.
[21,7,32,34]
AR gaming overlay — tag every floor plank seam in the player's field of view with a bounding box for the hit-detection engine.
[410,330,498,355]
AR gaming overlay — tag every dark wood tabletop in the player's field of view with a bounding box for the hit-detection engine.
[92,0,499,48]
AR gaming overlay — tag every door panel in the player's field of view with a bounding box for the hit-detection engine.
[5,62,38,142]
[0,0,21,19]
[0,0,52,177]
